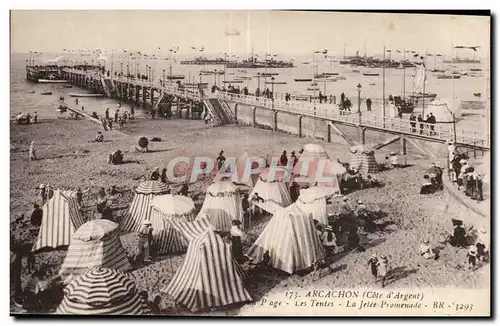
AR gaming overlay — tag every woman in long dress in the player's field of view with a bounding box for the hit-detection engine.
[29,141,37,161]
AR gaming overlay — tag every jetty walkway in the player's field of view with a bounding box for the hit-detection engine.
[58,67,490,152]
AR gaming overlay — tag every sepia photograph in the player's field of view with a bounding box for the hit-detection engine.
[9,10,491,317]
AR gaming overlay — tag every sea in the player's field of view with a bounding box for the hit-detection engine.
[10,53,489,125]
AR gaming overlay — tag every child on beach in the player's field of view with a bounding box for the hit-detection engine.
[377,256,389,287]
[28,141,37,161]
[367,254,378,282]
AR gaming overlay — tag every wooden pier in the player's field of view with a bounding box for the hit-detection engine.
[36,66,489,156]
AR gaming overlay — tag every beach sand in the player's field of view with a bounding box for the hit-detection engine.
[10,116,489,315]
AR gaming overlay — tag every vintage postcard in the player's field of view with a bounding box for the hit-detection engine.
[10,10,490,317]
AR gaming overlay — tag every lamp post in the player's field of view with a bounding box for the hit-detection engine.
[163,69,166,87]
[357,83,362,122]
[271,77,275,109]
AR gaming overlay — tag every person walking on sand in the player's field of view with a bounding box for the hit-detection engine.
[367,253,378,282]
[467,245,478,270]
[377,256,389,287]
[136,220,153,264]
[29,141,37,161]
[105,108,110,120]
[114,110,119,123]
[75,98,79,106]
[33,111,38,124]
[39,184,46,203]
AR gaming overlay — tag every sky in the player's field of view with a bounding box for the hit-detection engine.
[10,11,490,59]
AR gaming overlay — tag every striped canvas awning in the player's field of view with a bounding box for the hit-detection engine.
[198,189,243,232]
[168,216,216,242]
[162,228,252,312]
[135,180,170,195]
[32,189,85,252]
[247,203,325,274]
[120,181,171,234]
[249,178,292,207]
[56,267,147,315]
[59,220,131,284]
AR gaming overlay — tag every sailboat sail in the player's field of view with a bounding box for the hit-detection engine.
[412,63,426,94]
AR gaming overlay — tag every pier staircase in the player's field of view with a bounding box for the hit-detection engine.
[101,78,115,98]
[203,98,236,126]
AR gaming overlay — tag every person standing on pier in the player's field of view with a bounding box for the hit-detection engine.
[417,114,424,135]
[105,108,110,119]
[366,98,372,111]
[429,113,436,135]
[410,113,416,133]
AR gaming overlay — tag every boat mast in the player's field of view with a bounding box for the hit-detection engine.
[422,48,427,116]
[382,45,386,118]
[402,48,406,100]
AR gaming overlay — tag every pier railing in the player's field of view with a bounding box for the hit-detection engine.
[215,91,490,149]
[62,68,490,149]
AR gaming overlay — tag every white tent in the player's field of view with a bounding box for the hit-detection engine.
[426,98,462,123]
[292,144,345,193]
[295,187,336,225]
[149,194,196,254]
[250,168,292,207]
[197,181,243,232]
[246,204,325,274]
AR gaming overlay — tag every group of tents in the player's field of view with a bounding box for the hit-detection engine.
[29,143,381,314]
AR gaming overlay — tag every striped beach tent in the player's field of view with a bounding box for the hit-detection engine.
[149,194,196,254]
[247,203,325,274]
[349,144,379,175]
[197,181,243,232]
[295,187,337,225]
[119,180,170,233]
[32,189,85,252]
[56,267,147,315]
[59,220,131,284]
[169,216,216,242]
[162,228,252,312]
[249,168,292,207]
[292,144,345,193]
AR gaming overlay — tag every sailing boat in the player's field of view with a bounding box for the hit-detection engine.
[409,63,437,100]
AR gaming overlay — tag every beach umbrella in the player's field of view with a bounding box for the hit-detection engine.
[151,194,195,216]
[56,267,147,315]
[138,137,149,149]
[135,180,170,195]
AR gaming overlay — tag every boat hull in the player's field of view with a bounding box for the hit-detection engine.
[38,79,67,83]
[69,93,104,98]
